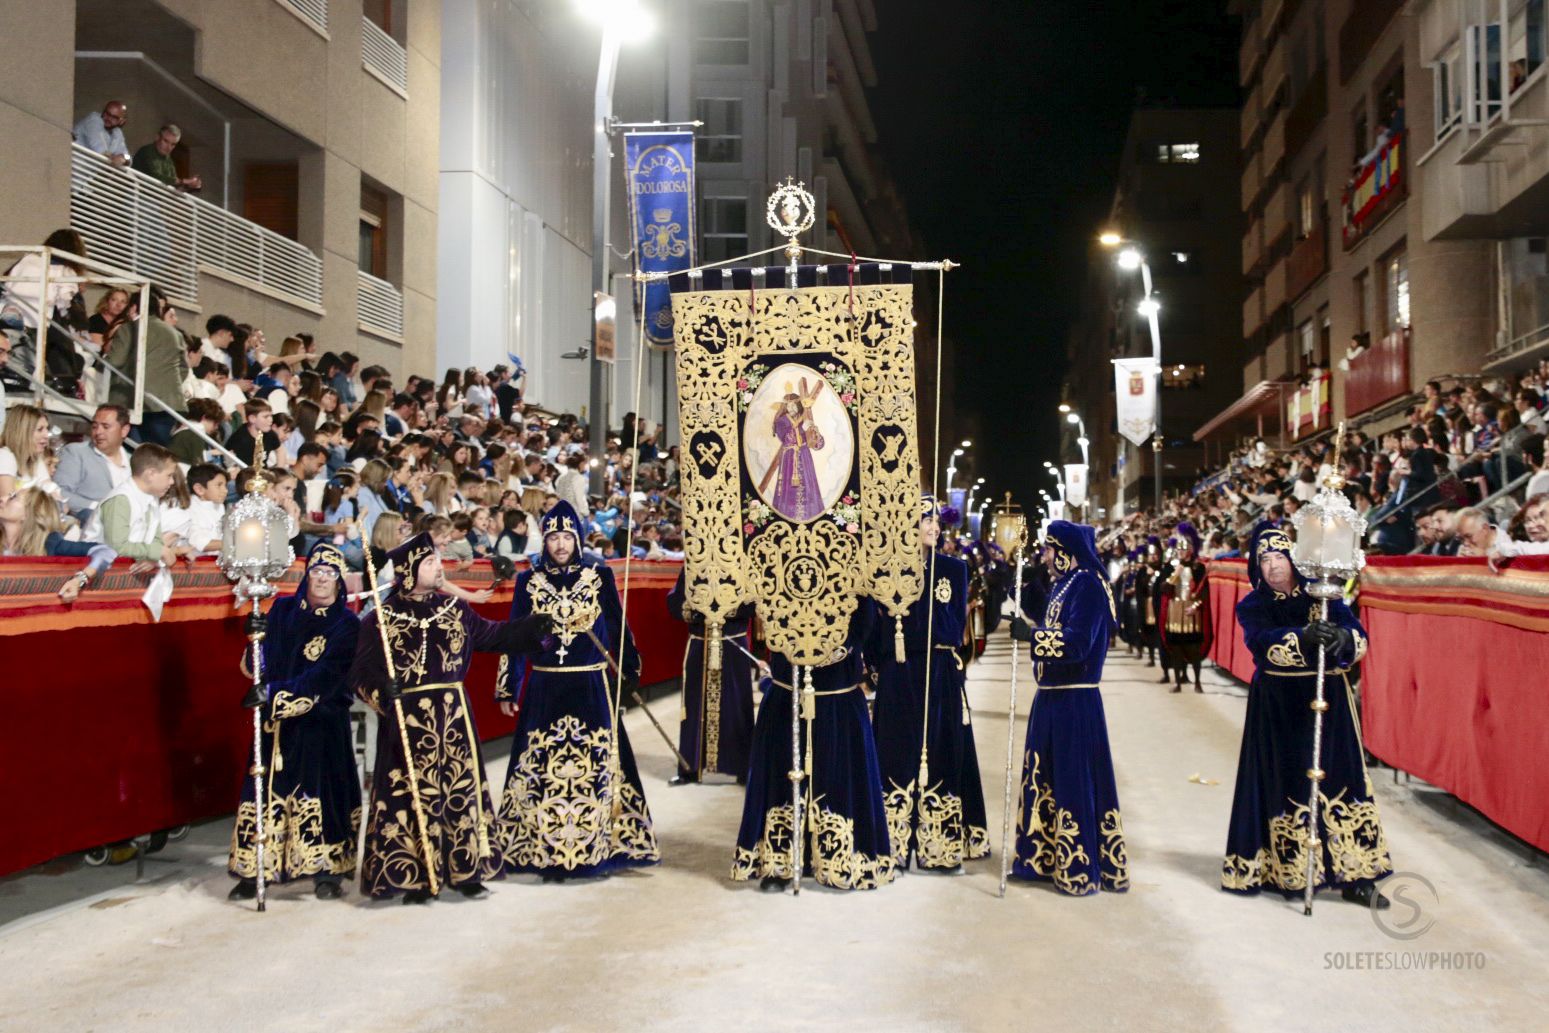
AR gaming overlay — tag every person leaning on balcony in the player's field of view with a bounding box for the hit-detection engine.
[132,123,202,192]
[72,100,131,166]
[102,285,189,448]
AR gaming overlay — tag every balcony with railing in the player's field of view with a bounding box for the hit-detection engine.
[1346,327,1411,416]
[69,144,323,311]
[1342,130,1407,250]
[1287,370,1331,439]
[362,16,408,97]
[356,270,404,342]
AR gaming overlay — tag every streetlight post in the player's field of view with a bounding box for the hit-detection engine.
[1101,233,1165,516]
[944,439,971,492]
[581,0,652,495]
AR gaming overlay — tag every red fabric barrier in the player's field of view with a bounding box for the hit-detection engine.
[0,560,686,877]
[1207,554,1549,854]
[1206,560,1256,684]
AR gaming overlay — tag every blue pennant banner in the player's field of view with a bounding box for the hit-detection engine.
[625,132,696,349]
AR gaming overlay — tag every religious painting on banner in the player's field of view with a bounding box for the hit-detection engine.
[625,132,696,349]
[669,263,925,666]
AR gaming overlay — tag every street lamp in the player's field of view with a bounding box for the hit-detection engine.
[1064,410,1089,466]
[966,476,986,516]
[946,445,967,490]
[582,0,654,494]
[1099,231,1164,515]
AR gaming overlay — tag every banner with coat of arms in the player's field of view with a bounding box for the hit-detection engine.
[669,262,926,666]
[625,132,696,349]
[1112,357,1159,447]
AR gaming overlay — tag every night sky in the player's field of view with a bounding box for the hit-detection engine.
[871,1,1239,511]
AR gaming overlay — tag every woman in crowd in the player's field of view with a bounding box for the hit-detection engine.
[0,486,116,602]
[0,403,55,497]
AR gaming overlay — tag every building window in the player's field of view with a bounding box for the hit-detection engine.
[1382,247,1410,336]
[1353,270,1369,338]
[700,195,748,263]
[1153,142,1200,164]
[693,97,743,163]
[694,1,750,66]
[1297,318,1316,372]
[1435,46,1463,138]
[360,183,388,279]
[1510,0,1546,92]
[1352,105,1369,159]
[1160,364,1205,389]
[1297,177,1316,237]
[1501,237,1549,348]
[1319,305,1332,367]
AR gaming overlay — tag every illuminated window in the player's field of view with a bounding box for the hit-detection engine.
[1383,248,1410,334]
[1161,364,1206,389]
[1154,142,1201,164]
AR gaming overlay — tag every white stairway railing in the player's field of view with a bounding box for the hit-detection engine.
[70,144,323,310]
[356,269,404,341]
[361,16,408,95]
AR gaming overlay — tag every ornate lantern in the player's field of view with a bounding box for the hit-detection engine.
[991,492,1026,556]
[216,454,294,913]
[219,467,294,604]
[1286,425,1366,917]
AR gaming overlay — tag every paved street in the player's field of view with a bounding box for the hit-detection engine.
[3,633,1546,1032]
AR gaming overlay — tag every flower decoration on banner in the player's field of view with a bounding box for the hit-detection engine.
[830,492,861,534]
[939,505,962,528]
[736,363,769,412]
[743,497,775,536]
[818,360,859,414]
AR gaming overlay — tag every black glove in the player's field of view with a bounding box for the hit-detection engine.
[490,555,517,582]
[510,611,554,653]
[1301,621,1338,648]
[241,681,267,709]
[247,609,268,639]
[1327,626,1355,657]
[1010,617,1032,643]
[379,674,403,704]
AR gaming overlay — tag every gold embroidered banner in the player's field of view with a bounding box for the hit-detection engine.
[671,272,924,665]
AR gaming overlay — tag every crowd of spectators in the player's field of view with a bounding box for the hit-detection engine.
[0,226,687,602]
[1091,362,1549,568]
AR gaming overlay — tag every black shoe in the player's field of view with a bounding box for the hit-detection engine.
[1194,682,1204,694]
[1159,672,1173,684]
[736,774,747,787]
[456,881,488,899]
[1145,658,1155,667]
[759,875,791,892]
[228,879,256,901]
[541,873,568,884]
[668,773,698,786]
[1342,883,1390,909]
[401,889,433,905]
[1169,683,1181,693]
[314,880,344,900]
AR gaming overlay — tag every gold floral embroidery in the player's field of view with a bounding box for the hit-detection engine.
[378,598,464,686]
[1049,546,1075,575]
[1018,750,1092,895]
[230,796,358,881]
[912,782,967,869]
[268,691,315,721]
[1032,628,1065,658]
[882,779,915,866]
[934,576,952,603]
[361,688,500,896]
[303,635,327,662]
[496,714,659,871]
[732,799,897,890]
[1221,787,1392,892]
[1100,809,1129,890]
[528,567,602,663]
[966,824,991,860]
[495,654,512,701]
[1266,631,1306,668]
[1351,630,1369,662]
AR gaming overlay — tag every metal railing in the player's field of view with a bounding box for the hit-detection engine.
[70,145,323,311]
[356,270,405,341]
[278,0,328,34]
[361,17,408,95]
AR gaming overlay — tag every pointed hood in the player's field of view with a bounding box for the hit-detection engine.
[386,532,437,595]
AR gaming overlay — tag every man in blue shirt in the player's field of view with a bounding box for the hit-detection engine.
[72,101,131,166]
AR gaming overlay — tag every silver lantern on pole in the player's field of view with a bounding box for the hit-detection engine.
[217,455,295,912]
[1287,425,1365,917]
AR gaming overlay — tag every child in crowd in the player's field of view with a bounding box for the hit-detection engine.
[467,506,494,557]
[495,508,530,560]
[186,464,228,554]
[98,444,192,567]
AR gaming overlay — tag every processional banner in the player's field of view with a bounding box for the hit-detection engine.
[625,132,696,349]
[1112,357,1159,447]
[669,263,926,665]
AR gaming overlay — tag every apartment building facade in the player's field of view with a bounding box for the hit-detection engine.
[1,0,438,375]
[1211,0,1499,453]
